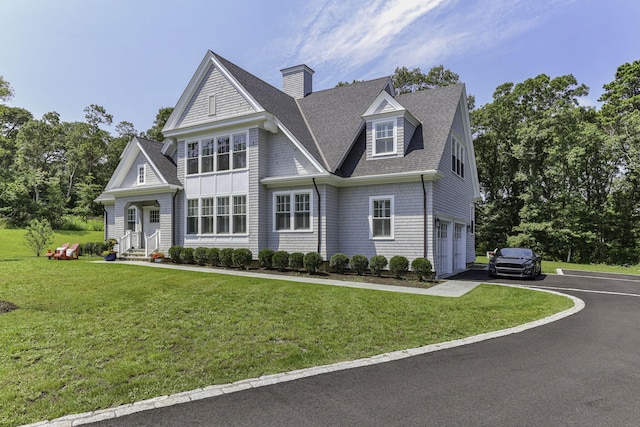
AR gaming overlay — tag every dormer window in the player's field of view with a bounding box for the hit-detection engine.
[373,119,397,156]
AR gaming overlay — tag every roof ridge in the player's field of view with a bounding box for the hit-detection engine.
[294,98,331,171]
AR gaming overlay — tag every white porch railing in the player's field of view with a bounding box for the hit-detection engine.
[116,231,141,255]
[145,231,161,257]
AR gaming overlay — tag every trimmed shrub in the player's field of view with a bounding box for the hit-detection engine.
[329,253,350,274]
[389,255,409,279]
[289,252,304,271]
[194,247,208,266]
[411,257,433,281]
[304,252,323,274]
[82,242,95,256]
[220,248,234,267]
[206,247,220,266]
[180,247,195,264]
[258,249,276,269]
[232,248,253,270]
[272,251,290,272]
[350,254,369,276]
[369,255,388,277]
[168,245,183,263]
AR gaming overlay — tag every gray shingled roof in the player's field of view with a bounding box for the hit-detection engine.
[212,52,328,170]
[136,137,181,186]
[297,77,391,173]
[339,84,464,177]
[211,52,463,178]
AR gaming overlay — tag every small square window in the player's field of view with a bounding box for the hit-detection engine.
[149,210,160,223]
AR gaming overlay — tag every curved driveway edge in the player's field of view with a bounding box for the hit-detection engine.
[21,285,584,427]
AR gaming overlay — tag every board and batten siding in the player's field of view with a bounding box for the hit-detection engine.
[176,64,255,128]
[337,182,425,262]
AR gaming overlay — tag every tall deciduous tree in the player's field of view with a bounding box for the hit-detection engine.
[143,107,173,142]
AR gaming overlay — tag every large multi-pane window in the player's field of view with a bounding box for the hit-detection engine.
[216,197,230,234]
[374,121,395,155]
[370,196,393,238]
[274,191,312,231]
[451,136,465,178]
[216,136,230,171]
[187,199,199,234]
[233,134,247,169]
[233,195,247,234]
[201,139,215,173]
[201,197,214,234]
[185,132,248,175]
[186,196,247,235]
[187,142,199,175]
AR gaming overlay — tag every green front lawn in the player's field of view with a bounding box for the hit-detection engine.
[0,257,573,426]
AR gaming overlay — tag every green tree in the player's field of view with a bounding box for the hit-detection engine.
[473,74,617,262]
[142,107,173,141]
[0,75,14,102]
[23,218,54,257]
[392,65,475,109]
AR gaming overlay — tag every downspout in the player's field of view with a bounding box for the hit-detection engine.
[312,178,321,254]
[421,175,427,259]
[172,189,179,247]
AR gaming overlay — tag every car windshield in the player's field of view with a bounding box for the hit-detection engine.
[498,248,533,258]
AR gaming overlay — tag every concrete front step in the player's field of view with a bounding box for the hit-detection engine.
[119,250,150,262]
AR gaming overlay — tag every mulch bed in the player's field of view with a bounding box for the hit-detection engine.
[243,267,439,289]
[0,300,18,314]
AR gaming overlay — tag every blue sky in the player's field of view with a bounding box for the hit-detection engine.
[1,0,639,134]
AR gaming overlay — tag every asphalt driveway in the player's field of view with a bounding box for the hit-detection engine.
[90,270,640,426]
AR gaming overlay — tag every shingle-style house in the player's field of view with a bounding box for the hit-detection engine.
[96,51,480,278]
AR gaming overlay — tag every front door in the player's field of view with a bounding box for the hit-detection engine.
[143,207,161,244]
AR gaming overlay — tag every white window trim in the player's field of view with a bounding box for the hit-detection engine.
[184,130,249,176]
[368,195,394,240]
[185,195,249,237]
[272,190,314,233]
[137,164,146,184]
[371,118,398,157]
[451,135,465,179]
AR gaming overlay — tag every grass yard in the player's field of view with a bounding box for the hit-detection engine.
[0,258,573,426]
[0,228,104,258]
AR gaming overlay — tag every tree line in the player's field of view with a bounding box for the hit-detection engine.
[0,77,172,228]
[2,58,640,264]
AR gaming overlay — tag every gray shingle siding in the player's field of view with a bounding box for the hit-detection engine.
[266,186,318,254]
[267,131,318,177]
[177,64,254,128]
[121,152,162,187]
[338,182,425,262]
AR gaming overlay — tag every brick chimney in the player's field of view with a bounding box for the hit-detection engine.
[281,64,314,99]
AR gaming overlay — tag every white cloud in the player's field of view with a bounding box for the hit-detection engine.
[275,0,576,86]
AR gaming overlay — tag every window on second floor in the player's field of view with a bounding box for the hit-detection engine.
[452,136,465,178]
[373,120,397,156]
[186,132,248,175]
